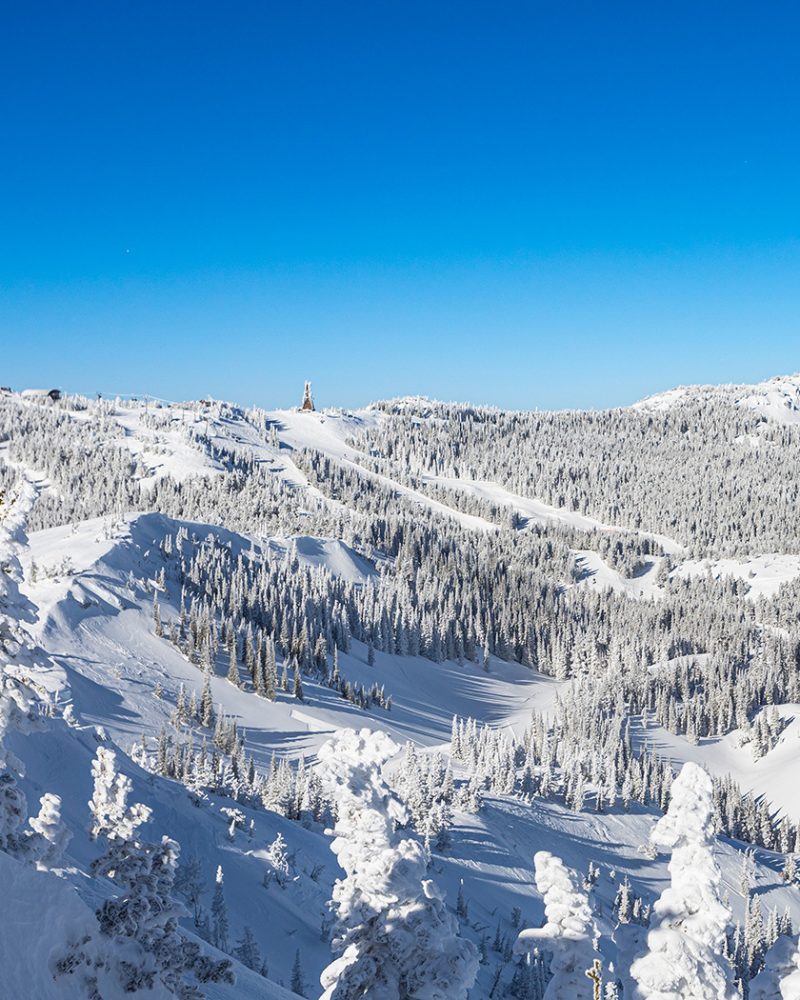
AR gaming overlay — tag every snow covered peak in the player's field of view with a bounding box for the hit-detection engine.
[735,372,800,424]
[632,372,800,424]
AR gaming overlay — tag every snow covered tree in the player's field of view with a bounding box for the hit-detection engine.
[318,727,478,999]
[265,830,291,887]
[750,933,800,1000]
[293,665,304,701]
[630,761,736,1000]
[88,747,234,996]
[514,850,596,999]
[0,669,68,866]
[174,854,207,924]
[746,892,766,979]
[201,673,214,729]
[226,640,239,686]
[28,792,70,868]
[153,592,163,637]
[211,864,230,952]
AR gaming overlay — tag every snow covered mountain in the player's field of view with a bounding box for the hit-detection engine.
[2,377,800,998]
[633,371,800,425]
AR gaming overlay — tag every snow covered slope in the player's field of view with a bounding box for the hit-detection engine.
[20,512,561,761]
[675,553,800,599]
[4,378,800,998]
[634,372,800,425]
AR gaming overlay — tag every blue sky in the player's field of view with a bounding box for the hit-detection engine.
[2,2,799,409]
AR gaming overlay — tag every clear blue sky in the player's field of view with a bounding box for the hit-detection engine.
[2,2,799,410]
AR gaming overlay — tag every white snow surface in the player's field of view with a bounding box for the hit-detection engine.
[265,536,377,585]
[674,553,800,599]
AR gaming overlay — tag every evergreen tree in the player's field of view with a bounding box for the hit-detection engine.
[630,762,736,1000]
[234,925,264,974]
[293,665,304,701]
[291,948,307,996]
[515,851,596,1000]
[211,864,230,952]
[87,747,234,995]
[317,728,478,999]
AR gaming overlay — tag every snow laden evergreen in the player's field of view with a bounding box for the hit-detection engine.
[750,933,800,1000]
[630,761,736,1000]
[0,481,70,870]
[514,850,597,999]
[0,669,69,868]
[317,728,478,999]
[74,746,235,998]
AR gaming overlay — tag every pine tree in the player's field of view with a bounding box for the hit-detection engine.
[227,641,239,686]
[212,864,230,952]
[746,893,766,979]
[317,728,478,999]
[456,879,469,921]
[153,592,163,637]
[234,925,264,973]
[515,851,596,1000]
[630,761,736,1000]
[201,672,214,728]
[265,637,277,700]
[291,949,307,996]
[174,854,206,924]
[265,831,291,887]
[86,747,233,994]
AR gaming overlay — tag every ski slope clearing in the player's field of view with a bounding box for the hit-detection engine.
[675,553,800,599]
[263,407,381,462]
[572,550,664,599]
[423,476,684,554]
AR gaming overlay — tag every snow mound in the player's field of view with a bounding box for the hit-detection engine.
[266,536,377,584]
[736,373,800,425]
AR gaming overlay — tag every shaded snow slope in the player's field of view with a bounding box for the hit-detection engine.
[631,703,800,822]
[572,550,665,599]
[20,513,561,764]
